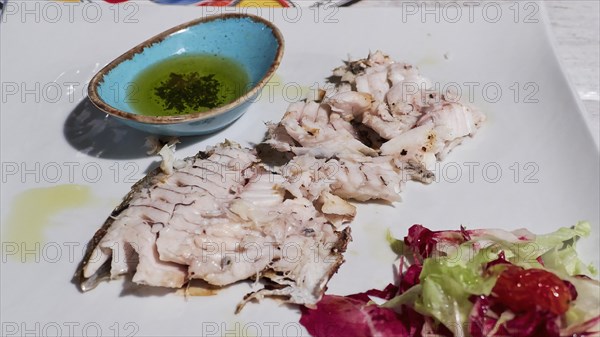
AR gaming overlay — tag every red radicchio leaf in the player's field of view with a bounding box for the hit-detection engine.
[468,294,562,337]
[404,225,436,260]
[503,310,560,337]
[468,295,499,337]
[536,256,545,266]
[460,225,472,241]
[353,283,399,301]
[485,251,510,270]
[404,224,470,262]
[299,294,409,337]
[300,282,434,337]
[399,265,422,293]
[564,280,579,301]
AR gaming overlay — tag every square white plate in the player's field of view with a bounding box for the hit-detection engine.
[1,2,598,336]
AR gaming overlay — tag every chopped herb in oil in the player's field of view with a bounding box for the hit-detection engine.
[127,54,250,116]
[155,72,222,113]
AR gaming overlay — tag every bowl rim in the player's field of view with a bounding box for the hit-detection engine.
[87,13,284,125]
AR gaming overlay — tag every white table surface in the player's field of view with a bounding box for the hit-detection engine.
[545,1,599,146]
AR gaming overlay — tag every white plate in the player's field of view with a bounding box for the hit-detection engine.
[1,2,598,336]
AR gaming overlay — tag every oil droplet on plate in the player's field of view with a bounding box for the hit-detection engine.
[176,280,219,297]
[2,184,95,261]
[259,73,319,103]
[176,287,218,297]
[416,56,440,67]
[259,73,283,102]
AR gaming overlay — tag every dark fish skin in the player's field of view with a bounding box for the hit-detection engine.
[73,150,209,292]
[323,228,352,282]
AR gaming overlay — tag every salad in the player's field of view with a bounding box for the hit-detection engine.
[300,222,599,337]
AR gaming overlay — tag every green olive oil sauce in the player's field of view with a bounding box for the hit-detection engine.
[127,54,250,116]
[2,185,95,261]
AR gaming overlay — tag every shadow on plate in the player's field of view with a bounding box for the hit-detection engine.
[63,98,215,159]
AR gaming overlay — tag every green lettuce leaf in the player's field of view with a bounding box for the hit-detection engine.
[412,253,499,336]
[539,221,596,277]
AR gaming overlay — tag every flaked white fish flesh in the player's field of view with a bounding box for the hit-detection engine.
[267,51,485,201]
[77,141,352,311]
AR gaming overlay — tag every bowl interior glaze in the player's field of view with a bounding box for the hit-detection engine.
[90,13,283,125]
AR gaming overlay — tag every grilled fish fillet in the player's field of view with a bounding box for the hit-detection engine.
[76,141,352,310]
[266,51,485,202]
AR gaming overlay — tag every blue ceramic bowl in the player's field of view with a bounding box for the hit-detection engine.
[88,14,284,136]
